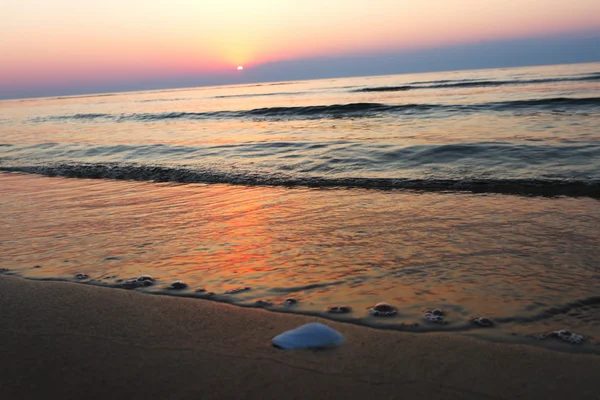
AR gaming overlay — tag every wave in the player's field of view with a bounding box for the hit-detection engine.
[35,97,600,123]
[214,91,305,99]
[357,85,413,92]
[34,103,438,123]
[2,163,599,198]
[408,78,488,85]
[490,97,600,109]
[496,296,600,324]
[67,113,113,119]
[354,74,600,92]
[137,98,192,103]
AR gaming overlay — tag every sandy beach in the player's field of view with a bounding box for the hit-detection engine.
[0,275,598,400]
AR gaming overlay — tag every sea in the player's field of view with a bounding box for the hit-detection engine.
[1,62,599,353]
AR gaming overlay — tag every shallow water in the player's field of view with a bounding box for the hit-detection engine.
[1,173,598,352]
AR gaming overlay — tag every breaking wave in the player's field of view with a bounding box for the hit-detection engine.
[33,97,600,123]
[2,163,599,198]
[354,74,600,92]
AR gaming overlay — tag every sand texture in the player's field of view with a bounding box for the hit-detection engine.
[0,275,598,400]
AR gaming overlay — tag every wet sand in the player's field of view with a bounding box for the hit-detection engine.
[0,275,598,400]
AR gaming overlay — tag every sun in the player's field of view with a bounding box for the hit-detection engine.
[237,65,244,71]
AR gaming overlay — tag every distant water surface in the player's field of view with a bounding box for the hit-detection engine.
[1,62,599,196]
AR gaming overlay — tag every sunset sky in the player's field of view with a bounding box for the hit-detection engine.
[2,0,600,99]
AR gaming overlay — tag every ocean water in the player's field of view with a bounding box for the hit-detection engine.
[1,63,599,352]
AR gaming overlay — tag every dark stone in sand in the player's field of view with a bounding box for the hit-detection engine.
[75,273,89,280]
[117,275,154,289]
[121,276,155,289]
[195,288,207,293]
[0,268,9,273]
[326,306,352,314]
[225,287,250,295]
[539,329,584,344]
[168,281,188,290]
[369,302,397,317]
[472,317,494,327]
[33,265,42,269]
[132,276,155,287]
[283,298,298,307]
[255,300,272,307]
[424,309,445,323]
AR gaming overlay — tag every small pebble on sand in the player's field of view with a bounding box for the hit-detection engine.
[424,309,445,323]
[538,329,584,344]
[167,281,188,290]
[283,298,298,307]
[472,317,494,327]
[369,302,397,317]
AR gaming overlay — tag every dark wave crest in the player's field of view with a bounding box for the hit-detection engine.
[356,85,413,92]
[69,113,113,119]
[355,74,600,92]
[214,91,305,99]
[491,97,600,109]
[34,97,600,123]
[2,164,599,198]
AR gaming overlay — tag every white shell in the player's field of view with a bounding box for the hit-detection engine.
[272,323,345,350]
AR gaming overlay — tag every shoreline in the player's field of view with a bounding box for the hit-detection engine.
[5,272,599,355]
[1,275,599,399]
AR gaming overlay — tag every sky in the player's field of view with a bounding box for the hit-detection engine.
[1,0,600,99]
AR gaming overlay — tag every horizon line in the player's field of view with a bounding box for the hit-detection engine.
[3,60,599,103]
